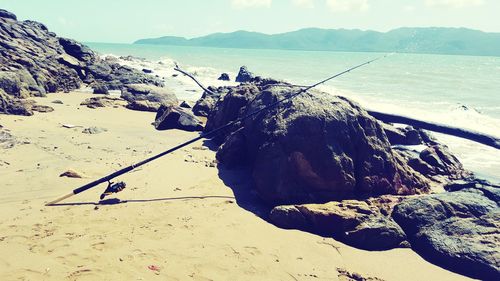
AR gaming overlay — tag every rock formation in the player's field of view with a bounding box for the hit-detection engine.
[0,9,162,115]
[206,83,430,204]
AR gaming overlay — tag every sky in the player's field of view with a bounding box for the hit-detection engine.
[1,0,498,43]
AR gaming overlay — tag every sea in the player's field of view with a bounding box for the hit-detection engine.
[87,42,500,183]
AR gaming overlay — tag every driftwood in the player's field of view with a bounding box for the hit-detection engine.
[174,63,216,96]
[368,110,500,149]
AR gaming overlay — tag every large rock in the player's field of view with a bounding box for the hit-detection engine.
[121,84,178,112]
[235,66,254,83]
[207,84,430,204]
[270,199,408,250]
[154,105,203,132]
[392,186,500,280]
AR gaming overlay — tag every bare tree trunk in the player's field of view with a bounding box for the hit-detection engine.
[367,110,500,149]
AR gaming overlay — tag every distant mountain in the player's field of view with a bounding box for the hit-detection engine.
[134,27,500,56]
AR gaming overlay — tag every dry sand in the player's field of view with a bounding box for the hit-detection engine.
[0,91,473,280]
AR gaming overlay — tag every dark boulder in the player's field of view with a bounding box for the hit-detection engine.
[270,199,408,250]
[154,105,203,132]
[92,83,109,95]
[392,186,500,280]
[235,66,254,83]
[192,86,230,117]
[58,37,96,63]
[218,73,230,81]
[207,84,430,204]
[142,68,153,74]
[121,84,178,112]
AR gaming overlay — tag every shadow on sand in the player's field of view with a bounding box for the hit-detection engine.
[50,195,235,207]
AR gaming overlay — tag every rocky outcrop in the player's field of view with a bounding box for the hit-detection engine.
[235,66,254,83]
[0,9,163,115]
[270,198,408,250]
[121,84,178,112]
[207,83,430,204]
[192,86,230,117]
[154,105,203,132]
[392,186,500,280]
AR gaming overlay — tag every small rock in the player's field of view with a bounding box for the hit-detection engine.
[179,101,192,109]
[82,127,107,134]
[142,68,153,74]
[51,100,64,104]
[218,73,230,81]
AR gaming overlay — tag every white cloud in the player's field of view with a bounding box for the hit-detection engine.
[292,0,315,9]
[425,0,484,8]
[325,0,369,12]
[231,0,272,9]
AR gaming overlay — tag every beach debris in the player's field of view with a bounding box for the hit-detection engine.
[60,169,86,178]
[147,265,161,273]
[235,66,254,82]
[82,126,107,134]
[218,73,230,81]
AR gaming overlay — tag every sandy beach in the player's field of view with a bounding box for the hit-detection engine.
[0,91,473,281]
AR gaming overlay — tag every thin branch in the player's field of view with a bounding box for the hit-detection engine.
[173,63,216,95]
